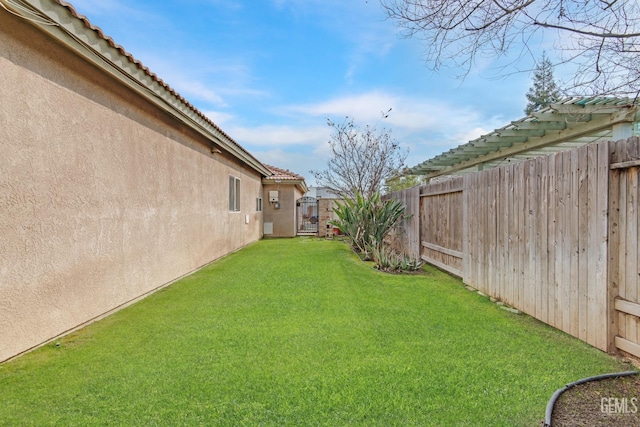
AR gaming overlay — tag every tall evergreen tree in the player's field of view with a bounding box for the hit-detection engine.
[525,53,561,115]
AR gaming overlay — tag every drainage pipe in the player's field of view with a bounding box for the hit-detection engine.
[544,370,638,427]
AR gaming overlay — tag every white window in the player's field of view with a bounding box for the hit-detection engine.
[256,197,263,212]
[229,176,240,212]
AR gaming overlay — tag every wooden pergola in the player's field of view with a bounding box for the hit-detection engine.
[411,97,640,181]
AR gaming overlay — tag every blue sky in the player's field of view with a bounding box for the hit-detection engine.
[68,0,543,185]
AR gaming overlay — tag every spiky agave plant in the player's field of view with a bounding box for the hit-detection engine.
[371,244,424,273]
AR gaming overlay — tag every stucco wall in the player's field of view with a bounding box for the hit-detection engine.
[263,184,302,237]
[0,12,263,362]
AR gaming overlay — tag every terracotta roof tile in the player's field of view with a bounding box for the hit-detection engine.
[264,165,305,181]
[53,0,257,163]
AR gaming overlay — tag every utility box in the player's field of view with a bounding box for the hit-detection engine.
[269,190,279,202]
[264,222,273,235]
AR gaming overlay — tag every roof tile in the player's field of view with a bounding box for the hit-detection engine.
[264,165,305,181]
[53,0,256,162]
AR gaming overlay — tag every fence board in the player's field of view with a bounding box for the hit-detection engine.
[507,164,516,305]
[546,154,556,326]
[498,166,508,301]
[619,161,629,343]
[616,298,640,317]
[615,336,640,359]
[530,159,540,319]
[422,242,463,259]
[391,137,639,353]
[608,149,621,351]
[636,167,640,349]
[522,162,531,314]
[387,186,420,259]
[462,176,471,285]
[516,162,525,310]
[569,148,579,338]
[614,138,640,353]
[416,177,464,277]
[554,151,566,331]
[537,156,549,324]
[562,150,573,335]
[595,142,609,350]
[630,138,639,352]
[628,165,638,344]
[486,169,494,296]
[577,146,589,342]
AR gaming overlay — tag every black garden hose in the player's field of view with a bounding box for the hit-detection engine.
[544,370,639,426]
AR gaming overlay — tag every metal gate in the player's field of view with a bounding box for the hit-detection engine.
[296,196,318,234]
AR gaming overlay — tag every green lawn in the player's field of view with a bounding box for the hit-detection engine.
[0,238,631,426]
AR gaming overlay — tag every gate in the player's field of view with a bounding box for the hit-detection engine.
[609,138,640,357]
[297,197,318,235]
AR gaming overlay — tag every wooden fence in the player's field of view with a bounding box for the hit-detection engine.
[609,138,640,357]
[419,178,464,277]
[386,186,420,259]
[390,137,640,356]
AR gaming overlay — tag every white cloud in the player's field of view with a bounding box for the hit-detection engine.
[202,111,237,126]
[66,0,535,183]
[228,124,329,147]
[129,49,269,110]
[250,148,325,181]
[231,90,508,178]
[202,87,509,178]
[284,91,399,122]
[280,91,502,138]
[452,126,491,144]
[174,80,227,107]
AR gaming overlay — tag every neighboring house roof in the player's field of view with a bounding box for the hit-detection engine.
[411,97,640,180]
[6,0,271,177]
[263,165,309,194]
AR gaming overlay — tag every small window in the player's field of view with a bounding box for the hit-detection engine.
[229,176,240,212]
[256,197,263,212]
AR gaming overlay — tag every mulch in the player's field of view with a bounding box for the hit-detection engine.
[547,373,640,426]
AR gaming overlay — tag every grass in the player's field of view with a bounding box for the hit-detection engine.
[0,238,632,426]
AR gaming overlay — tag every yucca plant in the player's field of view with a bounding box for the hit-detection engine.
[331,191,406,260]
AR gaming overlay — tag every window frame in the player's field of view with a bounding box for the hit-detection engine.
[229,175,241,212]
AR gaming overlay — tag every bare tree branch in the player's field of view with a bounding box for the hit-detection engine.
[310,117,407,199]
[380,0,640,96]
[531,20,640,38]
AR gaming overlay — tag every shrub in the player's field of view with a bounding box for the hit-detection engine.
[371,244,424,273]
[331,191,405,261]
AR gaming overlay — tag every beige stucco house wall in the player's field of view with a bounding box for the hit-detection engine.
[0,0,270,362]
[262,166,308,238]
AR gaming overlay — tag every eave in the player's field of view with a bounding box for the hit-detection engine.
[3,0,271,177]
